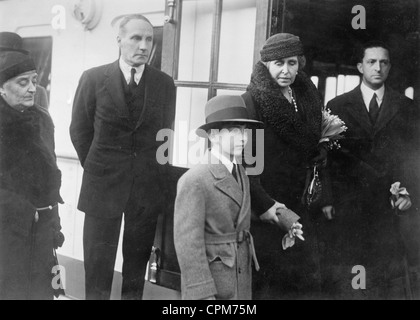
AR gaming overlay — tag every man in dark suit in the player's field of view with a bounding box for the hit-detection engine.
[70,14,176,300]
[324,41,420,299]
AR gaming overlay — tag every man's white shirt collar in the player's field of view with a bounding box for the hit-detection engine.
[210,148,237,174]
[360,81,385,111]
[119,57,145,85]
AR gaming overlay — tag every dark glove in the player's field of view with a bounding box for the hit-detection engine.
[53,230,65,249]
[310,143,329,167]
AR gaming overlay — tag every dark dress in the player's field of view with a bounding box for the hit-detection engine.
[0,98,62,300]
[243,61,329,299]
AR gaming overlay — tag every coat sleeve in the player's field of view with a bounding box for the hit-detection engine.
[70,71,96,167]
[173,173,218,300]
[249,175,275,215]
[242,92,276,215]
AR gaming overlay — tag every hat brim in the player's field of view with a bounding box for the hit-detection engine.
[196,119,264,138]
[0,47,29,54]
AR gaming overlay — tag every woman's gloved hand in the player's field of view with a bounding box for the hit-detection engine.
[310,143,329,167]
[53,230,65,249]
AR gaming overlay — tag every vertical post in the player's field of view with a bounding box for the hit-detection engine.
[161,0,182,79]
[281,0,286,32]
[208,0,223,100]
[253,0,272,66]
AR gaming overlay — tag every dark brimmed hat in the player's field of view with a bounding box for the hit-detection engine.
[0,32,29,54]
[196,95,263,138]
[0,51,36,85]
[260,33,303,62]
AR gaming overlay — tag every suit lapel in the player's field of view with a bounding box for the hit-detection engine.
[135,65,156,130]
[104,60,129,118]
[235,164,249,229]
[207,154,243,208]
[346,86,374,137]
[374,88,401,135]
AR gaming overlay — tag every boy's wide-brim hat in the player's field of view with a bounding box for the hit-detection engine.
[196,95,263,138]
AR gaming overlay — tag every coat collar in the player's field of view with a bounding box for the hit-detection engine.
[235,164,250,229]
[345,86,374,137]
[205,152,244,208]
[104,60,128,118]
[374,87,401,135]
[247,61,322,159]
[204,152,251,229]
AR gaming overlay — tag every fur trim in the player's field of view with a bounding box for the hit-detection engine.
[0,98,61,206]
[247,61,322,159]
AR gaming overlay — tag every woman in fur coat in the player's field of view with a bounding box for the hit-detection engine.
[242,33,333,299]
[0,51,64,300]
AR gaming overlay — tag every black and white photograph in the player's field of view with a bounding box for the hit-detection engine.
[0,0,419,303]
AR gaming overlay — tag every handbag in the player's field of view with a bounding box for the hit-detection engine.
[303,165,323,209]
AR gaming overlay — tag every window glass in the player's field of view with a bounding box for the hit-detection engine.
[173,87,208,168]
[177,0,214,81]
[218,0,256,84]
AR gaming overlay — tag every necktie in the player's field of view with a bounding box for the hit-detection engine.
[369,93,379,124]
[232,164,239,184]
[129,68,137,92]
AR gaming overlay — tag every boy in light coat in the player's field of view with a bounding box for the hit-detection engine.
[174,95,302,300]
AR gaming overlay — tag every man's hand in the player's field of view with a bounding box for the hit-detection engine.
[394,195,412,211]
[259,202,287,225]
[322,205,335,220]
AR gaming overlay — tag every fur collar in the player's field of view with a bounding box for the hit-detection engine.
[247,61,323,159]
[0,98,61,206]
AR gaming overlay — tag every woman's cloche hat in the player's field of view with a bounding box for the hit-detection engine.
[196,95,263,137]
[0,51,36,85]
[0,32,29,54]
[260,33,303,62]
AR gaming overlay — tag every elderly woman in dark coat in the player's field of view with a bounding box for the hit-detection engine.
[242,33,332,299]
[0,50,63,300]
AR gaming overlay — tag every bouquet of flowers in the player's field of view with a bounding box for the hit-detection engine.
[319,109,348,150]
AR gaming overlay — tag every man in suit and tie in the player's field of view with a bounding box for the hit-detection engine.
[70,14,176,300]
[324,41,420,299]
